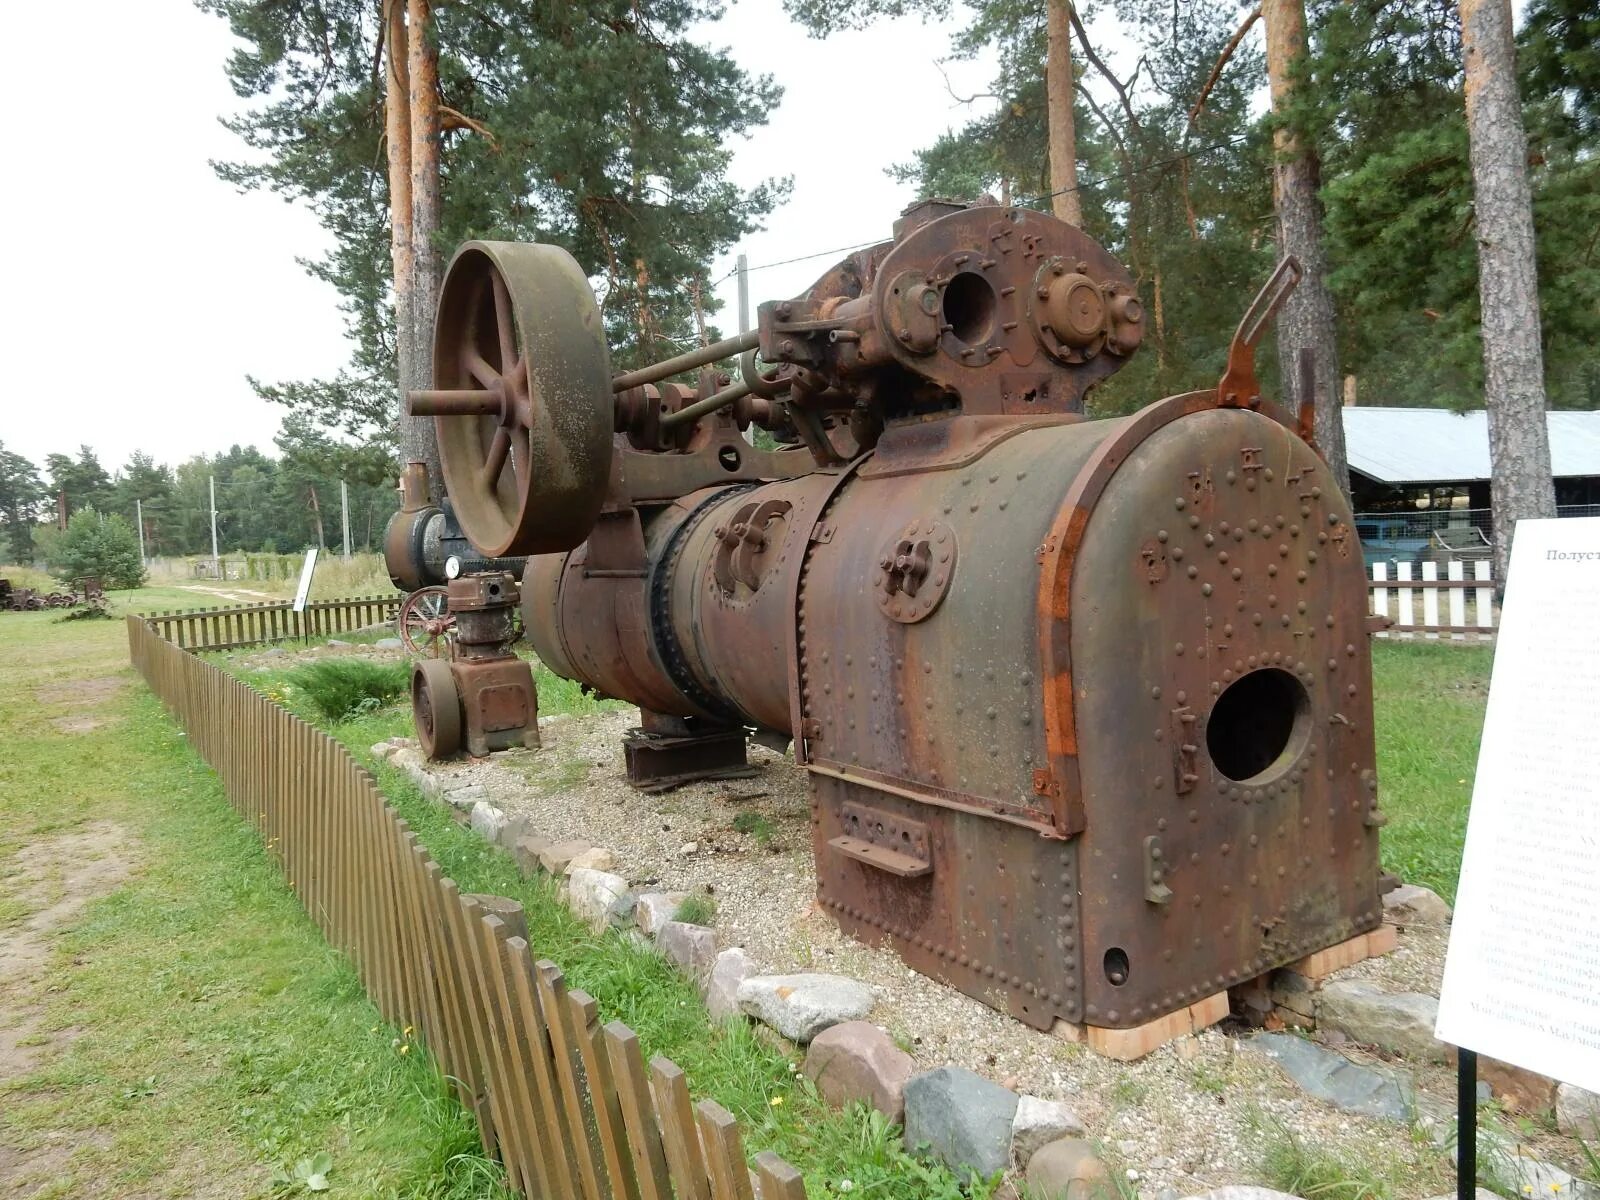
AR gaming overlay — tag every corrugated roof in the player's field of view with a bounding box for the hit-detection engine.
[1342,406,1600,484]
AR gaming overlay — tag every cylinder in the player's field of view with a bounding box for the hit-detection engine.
[521,398,1382,1031]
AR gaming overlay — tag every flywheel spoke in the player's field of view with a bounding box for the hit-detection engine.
[492,270,517,370]
[464,347,501,389]
[482,427,511,488]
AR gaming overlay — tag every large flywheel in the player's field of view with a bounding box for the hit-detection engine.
[409,241,614,558]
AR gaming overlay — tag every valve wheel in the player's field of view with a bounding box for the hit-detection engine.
[410,241,615,558]
[412,658,463,759]
[398,586,455,657]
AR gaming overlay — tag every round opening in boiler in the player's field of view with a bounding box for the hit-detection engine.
[941,272,997,345]
[1206,667,1311,782]
[1103,947,1130,987]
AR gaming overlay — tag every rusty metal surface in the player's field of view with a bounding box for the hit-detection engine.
[418,242,616,558]
[414,572,540,759]
[622,725,756,793]
[414,199,1381,1037]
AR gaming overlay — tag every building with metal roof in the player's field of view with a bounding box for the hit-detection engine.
[1343,407,1600,495]
[1340,407,1600,566]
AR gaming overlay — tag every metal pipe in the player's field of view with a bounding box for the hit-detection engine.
[408,389,504,416]
[610,331,761,393]
[659,379,753,429]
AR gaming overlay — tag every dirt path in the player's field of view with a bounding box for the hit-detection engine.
[176,585,276,602]
[0,822,139,1195]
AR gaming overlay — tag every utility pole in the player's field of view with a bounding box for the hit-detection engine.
[340,480,352,560]
[136,498,146,566]
[737,253,750,335]
[737,253,755,446]
[209,475,220,579]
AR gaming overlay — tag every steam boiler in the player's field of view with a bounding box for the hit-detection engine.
[393,198,1385,1035]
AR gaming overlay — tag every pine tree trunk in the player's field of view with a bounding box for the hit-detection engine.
[1046,0,1081,226]
[1262,0,1351,500]
[384,0,428,496]
[1459,0,1556,586]
[406,0,444,498]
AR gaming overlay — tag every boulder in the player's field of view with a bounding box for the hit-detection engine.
[903,1066,1019,1179]
[1494,1150,1592,1199]
[1026,1139,1114,1200]
[803,1021,916,1123]
[498,811,530,850]
[736,974,875,1044]
[512,834,552,877]
[374,637,404,650]
[635,892,691,937]
[1316,981,1446,1063]
[1179,1191,1306,1200]
[567,847,620,874]
[1011,1096,1087,1169]
[537,840,594,876]
[705,948,755,1021]
[1557,1082,1600,1137]
[370,741,398,762]
[1253,1032,1413,1122]
[447,784,491,813]
[568,868,630,931]
[326,638,351,648]
[1381,883,1451,926]
[470,801,509,844]
[1477,1057,1557,1115]
[657,921,717,984]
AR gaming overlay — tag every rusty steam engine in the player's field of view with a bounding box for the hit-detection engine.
[387,199,1384,1036]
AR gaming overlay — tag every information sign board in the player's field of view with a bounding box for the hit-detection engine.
[1435,517,1600,1095]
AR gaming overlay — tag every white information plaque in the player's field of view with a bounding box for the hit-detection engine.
[292,547,320,614]
[1435,516,1600,1094]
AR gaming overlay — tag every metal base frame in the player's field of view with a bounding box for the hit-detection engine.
[622,727,757,793]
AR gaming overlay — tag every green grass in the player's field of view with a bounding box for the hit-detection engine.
[0,587,511,1197]
[672,892,719,927]
[287,658,411,721]
[1370,641,1494,903]
[219,651,992,1200]
[732,810,777,846]
[1257,1119,1395,1200]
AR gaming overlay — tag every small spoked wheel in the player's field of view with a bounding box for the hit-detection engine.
[412,658,463,760]
[398,586,455,657]
[408,241,615,557]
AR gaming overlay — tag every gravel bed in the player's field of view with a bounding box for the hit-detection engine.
[433,706,1466,1199]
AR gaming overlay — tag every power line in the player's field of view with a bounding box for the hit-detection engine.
[720,132,1256,282]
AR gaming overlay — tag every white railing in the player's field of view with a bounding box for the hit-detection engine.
[1369,560,1496,641]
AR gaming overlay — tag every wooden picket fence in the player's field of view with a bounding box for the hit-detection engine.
[141,594,401,651]
[126,615,807,1200]
[1368,560,1496,641]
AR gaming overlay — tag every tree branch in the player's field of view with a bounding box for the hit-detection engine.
[1066,4,1141,134]
[1188,5,1262,131]
[440,105,497,145]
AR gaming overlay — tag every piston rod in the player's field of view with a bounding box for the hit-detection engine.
[610,331,761,393]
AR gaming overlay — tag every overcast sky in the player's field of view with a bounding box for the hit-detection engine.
[0,1,1127,475]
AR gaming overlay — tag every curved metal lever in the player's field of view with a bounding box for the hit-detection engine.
[1217,256,1302,409]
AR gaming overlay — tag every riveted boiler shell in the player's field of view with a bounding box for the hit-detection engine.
[1065,406,1381,1029]
[798,421,1121,1027]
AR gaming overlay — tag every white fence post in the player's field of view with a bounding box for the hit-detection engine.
[1421,561,1440,639]
[1372,562,1389,639]
[1447,561,1466,639]
[1396,561,1414,638]
[1474,559,1493,639]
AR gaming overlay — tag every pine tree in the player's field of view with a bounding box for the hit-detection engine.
[199,0,785,460]
[1459,0,1555,582]
[0,444,45,563]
